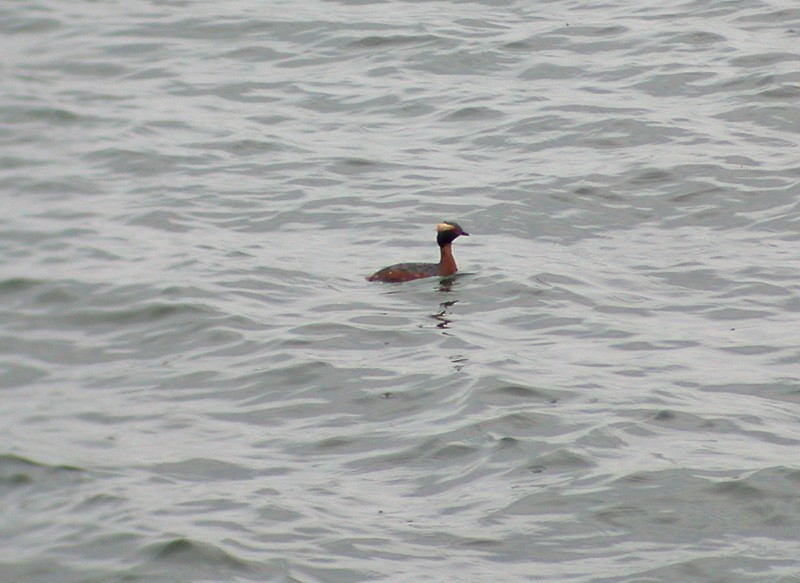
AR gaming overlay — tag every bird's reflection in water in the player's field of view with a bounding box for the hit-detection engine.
[430,279,468,370]
[449,354,468,371]
[431,277,460,329]
[431,299,457,329]
[438,277,455,293]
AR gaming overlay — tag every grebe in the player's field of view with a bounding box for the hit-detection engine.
[367,221,469,283]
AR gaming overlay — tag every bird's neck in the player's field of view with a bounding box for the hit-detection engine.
[438,243,458,276]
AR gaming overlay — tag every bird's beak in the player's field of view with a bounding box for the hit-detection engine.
[459,230,469,236]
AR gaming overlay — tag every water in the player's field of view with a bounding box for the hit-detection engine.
[2,0,800,581]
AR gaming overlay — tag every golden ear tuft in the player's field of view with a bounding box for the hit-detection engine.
[436,222,455,232]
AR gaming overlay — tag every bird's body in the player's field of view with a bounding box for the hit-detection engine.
[367,221,469,283]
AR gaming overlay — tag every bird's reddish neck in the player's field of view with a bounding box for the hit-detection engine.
[438,243,458,276]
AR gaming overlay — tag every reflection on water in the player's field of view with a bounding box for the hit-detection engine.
[431,299,457,330]
[449,354,468,371]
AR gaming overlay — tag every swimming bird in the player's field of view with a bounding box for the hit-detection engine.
[367,221,469,283]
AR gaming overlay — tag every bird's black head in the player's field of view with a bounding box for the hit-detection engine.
[436,221,469,247]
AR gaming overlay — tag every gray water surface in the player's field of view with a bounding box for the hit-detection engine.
[2,1,800,582]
